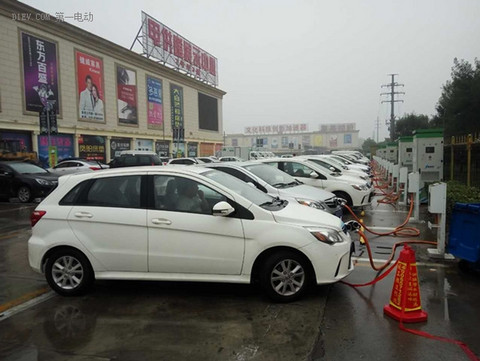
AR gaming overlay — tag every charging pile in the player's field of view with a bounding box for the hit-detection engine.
[341,159,479,361]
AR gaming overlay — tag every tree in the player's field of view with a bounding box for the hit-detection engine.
[361,138,377,154]
[394,113,430,139]
[436,58,480,136]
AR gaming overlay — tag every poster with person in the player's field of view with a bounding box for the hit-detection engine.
[75,50,105,122]
[20,31,60,114]
[116,65,138,125]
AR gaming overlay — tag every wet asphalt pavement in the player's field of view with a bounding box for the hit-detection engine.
[0,197,479,361]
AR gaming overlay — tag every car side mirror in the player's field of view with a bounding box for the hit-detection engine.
[212,201,235,217]
[329,167,336,172]
[310,171,319,178]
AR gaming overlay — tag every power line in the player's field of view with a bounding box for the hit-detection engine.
[381,74,405,140]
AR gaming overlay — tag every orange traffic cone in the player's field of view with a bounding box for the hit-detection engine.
[384,244,428,323]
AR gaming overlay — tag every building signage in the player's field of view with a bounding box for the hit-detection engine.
[141,12,218,86]
[244,123,308,135]
[76,50,105,122]
[320,123,356,132]
[146,76,163,128]
[21,31,60,114]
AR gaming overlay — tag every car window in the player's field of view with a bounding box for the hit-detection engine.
[123,156,138,166]
[202,170,274,207]
[280,162,315,178]
[54,162,69,169]
[153,175,226,215]
[243,163,296,187]
[82,175,142,208]
[308,159,340,172]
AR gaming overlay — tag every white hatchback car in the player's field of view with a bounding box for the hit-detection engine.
[28,166,355,302]
[259,158,373,207]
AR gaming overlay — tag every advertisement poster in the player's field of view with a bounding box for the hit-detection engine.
[187,143,198,157]
[146,76,163,128]
[76,50,104,122]
[155,141,170,157]
[38,134,74,168]
[170,84,184,130]
[110,137,131,158]
[21,31,60,114]
[78,135,106,162]
[344,134,352,144]
[117,65,138,125]
[134,139,153,151]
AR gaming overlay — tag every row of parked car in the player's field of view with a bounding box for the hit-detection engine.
[22,150,373,302]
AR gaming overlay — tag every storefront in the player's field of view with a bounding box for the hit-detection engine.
[38,134,74,168]
[78,135,106,163]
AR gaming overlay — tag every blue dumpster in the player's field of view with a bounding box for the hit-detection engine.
[448,203,480,267]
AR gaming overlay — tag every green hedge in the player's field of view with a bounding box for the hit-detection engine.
[446,181,480,216]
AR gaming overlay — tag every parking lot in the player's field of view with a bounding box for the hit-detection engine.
[1,197,479,361]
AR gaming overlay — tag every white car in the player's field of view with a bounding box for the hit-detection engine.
[328,154,371,174]
[48,159,108,175]
[219,156,243,162]
[28,166,354,302]
[258,158,373,207]
[296,155,372,185]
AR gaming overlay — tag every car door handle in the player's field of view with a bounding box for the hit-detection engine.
[151,218,172,225]
[74,212,93,218]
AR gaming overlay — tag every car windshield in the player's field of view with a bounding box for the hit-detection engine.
[324,157,348,169]
[243,164,299,188]
[9,162,48,174]
[202,169,274,207]
[307,159,341,173]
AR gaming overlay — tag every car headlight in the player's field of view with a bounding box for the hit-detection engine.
[296,198,326,210]
[35,178,52,186]
[351,184,368,191]
[307,227,344,245]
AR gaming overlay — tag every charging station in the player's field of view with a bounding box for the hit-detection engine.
[398,136,413,172]
[376,146,387,160]
[398,167,408,205]
[427,182,454,260]
[408,172,420,222]
[386,142,398,164]
[412,129,444,184]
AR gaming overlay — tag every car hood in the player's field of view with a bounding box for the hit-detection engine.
[278,184,336,201]
[332,174,367,185]
[271,202,343,231]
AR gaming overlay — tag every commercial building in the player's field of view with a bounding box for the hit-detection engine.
[225,123,360,154]
[0,1,225,167]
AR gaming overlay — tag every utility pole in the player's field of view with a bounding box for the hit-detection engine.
[375,117,380,143]
[381,74,404,140]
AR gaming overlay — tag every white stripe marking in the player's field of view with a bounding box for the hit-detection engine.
[0,292,55,321]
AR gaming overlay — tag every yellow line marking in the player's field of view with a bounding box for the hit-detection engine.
[0,232,22,241]
[0,287,50,314]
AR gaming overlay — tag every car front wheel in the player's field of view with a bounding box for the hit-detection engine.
[45,249,94,296]
[17,185,31,203]
[260,251,310,302]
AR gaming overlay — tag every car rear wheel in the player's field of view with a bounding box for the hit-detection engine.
[260,251,310,302]
[17,185,31,203]
[333,191,352,207]
[45,249,94,296]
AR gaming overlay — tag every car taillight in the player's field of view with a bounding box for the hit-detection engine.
[89,166,101,171]
[31,210,46,227]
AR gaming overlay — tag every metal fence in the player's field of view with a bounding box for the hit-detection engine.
[444,133,480,187]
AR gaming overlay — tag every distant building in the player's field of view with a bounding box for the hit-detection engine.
[225,122,360,154]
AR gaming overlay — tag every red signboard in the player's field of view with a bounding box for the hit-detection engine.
[141,12,218,86]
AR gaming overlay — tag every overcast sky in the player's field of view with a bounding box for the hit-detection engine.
[22,0,480,141]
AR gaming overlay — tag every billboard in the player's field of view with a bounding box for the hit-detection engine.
[78,135,106,162]
[170,84,184,130]
[198,93,218,131]
[146,76,163,128]
[20,31,60,114]
[110,137,131,158]
[38,134,74,168]
[75,50,105,122]
[245,124,308,135]
[116,65,138,125]
[141,12,218,86]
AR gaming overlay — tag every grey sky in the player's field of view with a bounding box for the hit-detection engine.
[22,0,480,140]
